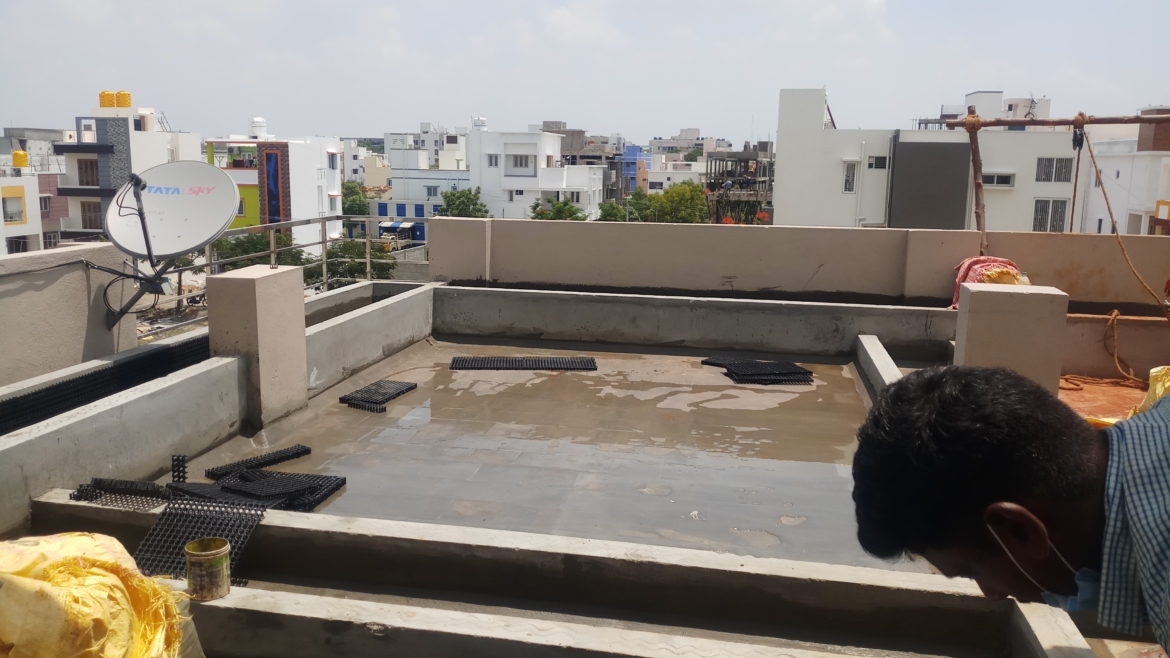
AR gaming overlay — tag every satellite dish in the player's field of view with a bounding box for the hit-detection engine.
[105,161,239,260]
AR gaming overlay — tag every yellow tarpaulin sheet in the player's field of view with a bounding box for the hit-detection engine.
[1086,365,1170,428]
[0,532,192,658]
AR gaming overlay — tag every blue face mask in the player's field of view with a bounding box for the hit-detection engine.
[987,523,1100,612]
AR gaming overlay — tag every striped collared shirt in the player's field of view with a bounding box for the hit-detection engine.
[1101,394,1170,646]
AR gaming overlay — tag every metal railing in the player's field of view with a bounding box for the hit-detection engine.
[132,214,427,316]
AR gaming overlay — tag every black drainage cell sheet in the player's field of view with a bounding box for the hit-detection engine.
[167,482,289,509]
[449,356,598,371]
[220,469,347,513]
[221,477,321,500]
[133,498,265,582]
[205,444,311,481]
[339,380,417,413]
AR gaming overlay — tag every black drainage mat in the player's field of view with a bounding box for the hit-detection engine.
[450,356,597,371]
[205,444,311,481]
[68,486,168,513]
[222,477,320,500]
[168,482,288,509]
[91,478,171,500]
[702,355,811,377]
[221,469,347,513]
[133,498,264,581]
[723,372,815,386]
[339,380,417,413]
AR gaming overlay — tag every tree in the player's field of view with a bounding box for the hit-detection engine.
[211,232,313,272]
[683,147,704,162]
[172,252,204,311]
[597,201,626,222]
[440,187,490,218]
[625,186,650,222]
[529,197,587,221]
[342,180,368,215]
[644,180,708,223]
[312,233,395,289]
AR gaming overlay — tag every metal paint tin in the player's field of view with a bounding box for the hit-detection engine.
[185,537,230,601]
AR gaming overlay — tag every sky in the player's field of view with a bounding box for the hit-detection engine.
[2,0,1167,145]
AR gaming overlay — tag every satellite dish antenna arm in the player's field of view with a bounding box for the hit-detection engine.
[128,173,159,268]
[103,173,177,328]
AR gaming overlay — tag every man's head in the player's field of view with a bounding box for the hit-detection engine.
[853,366,1105,601]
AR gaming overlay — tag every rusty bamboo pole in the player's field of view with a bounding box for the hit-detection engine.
[945,113,1170,130]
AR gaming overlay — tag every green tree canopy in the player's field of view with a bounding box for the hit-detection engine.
[644,180,709,223]
[597,201,626,222]
[529,197,587,221]
[683,147,704,162]
[315,233,395,289]
[342,180,369,215]
[440,187,490,218]
[211,232,314,272]
[625,186,650,222]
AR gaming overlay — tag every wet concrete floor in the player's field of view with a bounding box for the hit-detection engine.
[186,338,928,573]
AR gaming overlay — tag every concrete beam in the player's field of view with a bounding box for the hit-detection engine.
[305,283,435,397]
[0,358,243,536]
[434,287,955,359]
[856,334,902,396]
[33,490,1012,652]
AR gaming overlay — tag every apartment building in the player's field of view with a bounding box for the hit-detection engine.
[468,125,604,220]
[1080,107,1170,235]
[773,88,1090,232]
[205,117,342,251]
[385,123,467,170]
[649,129,732,157]
[52,92,202,240]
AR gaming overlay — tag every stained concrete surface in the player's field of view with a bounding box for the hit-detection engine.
[183,338,928,572]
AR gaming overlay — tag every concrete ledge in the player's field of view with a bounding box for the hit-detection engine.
[305,284,435,397]
[304,281,376,327]
[1063,313,1170,379]
[187,584,870,658]
[34,490,1015,653]
[0,357,244,535]
[856,334,902,396]
[434,287,955,358]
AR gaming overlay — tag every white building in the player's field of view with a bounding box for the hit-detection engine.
[342,139,368,183]
[649,129,732,157]
[647,154,704,193]
[468,125,605,220]
[1079,108,1170,235]
[205,117,342,253]
[371,169,471,220]
[1,159,45,253]
[53,92,202,240]
[385,123,467,170]
[773,88,1090,232]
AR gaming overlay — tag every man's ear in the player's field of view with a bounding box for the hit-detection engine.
[983,502,1050,561]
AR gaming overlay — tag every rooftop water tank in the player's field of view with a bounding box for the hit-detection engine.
[99,91,116,108]
[115,91,132,108]
[12,150,29,168]
[472,117,488,131]
[250,117,268,138]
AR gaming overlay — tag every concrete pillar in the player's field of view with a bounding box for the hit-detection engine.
[207,265,307,430]
[953,283,1068,393]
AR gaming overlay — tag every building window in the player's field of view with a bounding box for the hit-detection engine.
[425,185,439,197]
[43,232,59,248]
[433,204,442,215]
[1036,158,1073,183]
[867,156,887,170]
[515,189,523,196]
[328,154,338,170]
[414,204,424,218]
[396,203,406,217]
[568,191,581,202]
[78,159,99,186]
[487,155,499,167]
[433,149,438,157]
[513,155,530,169]
[81,201,102,229]
[446,135,458,145]
[352,168,359,175]
[433,140,439,147]
[508,191,514,202]
[378,202,388,217]
[39,196,50,212]
[329,197,337,212]
[546,155,553,168]
[5,237,28,253]
[1097,218,1104,234]
[842,162,857,193]
[649,181,664,190]
[265,152,283,221]
[1033,198,1068,232]
[1094,171,1101,187]
[2,197,23,223]
[237,199,245,216]
[387,178,393,187]
[982,174,1015,187]
[353,154,358,160]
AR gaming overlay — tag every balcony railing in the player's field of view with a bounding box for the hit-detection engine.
[3,210,24,223]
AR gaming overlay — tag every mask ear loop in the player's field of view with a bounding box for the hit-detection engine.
[987,523,1047,592]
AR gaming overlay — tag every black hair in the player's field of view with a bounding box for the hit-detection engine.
[852,366,1098,559]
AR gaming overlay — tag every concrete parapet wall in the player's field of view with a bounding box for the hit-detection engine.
[0,243,138,387]
[1063,314,1170,379]
[434,287,955,358]
[305,283,435,397]
[856,334,903,396]
[0,357,244,536]
[428,217,1170,309]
